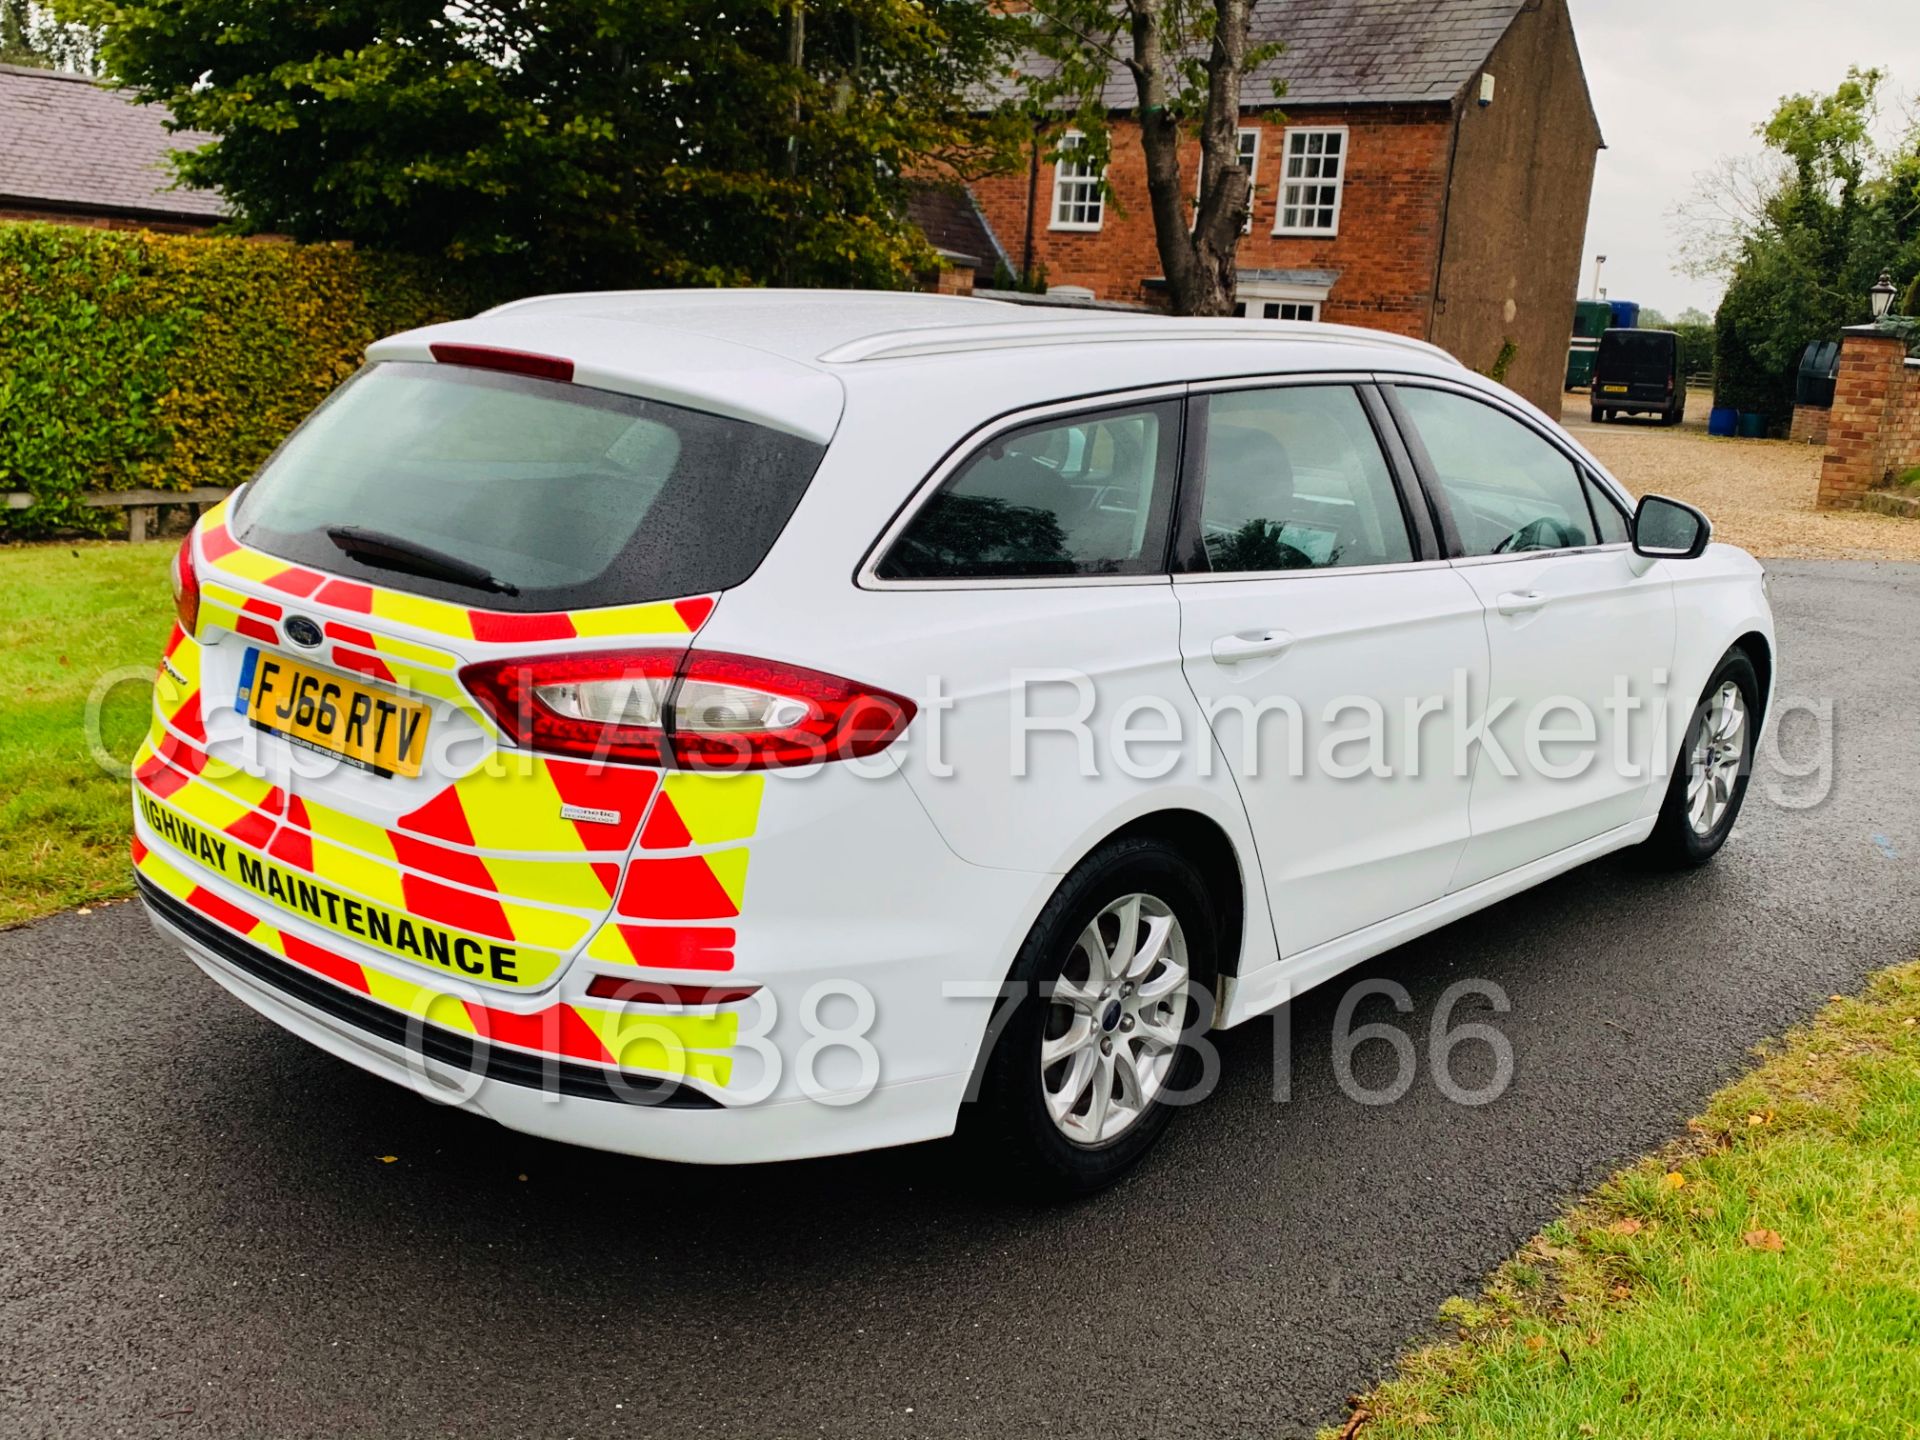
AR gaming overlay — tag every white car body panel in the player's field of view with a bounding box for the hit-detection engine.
[1445,545,1676,890]
[1174,563,1491,955]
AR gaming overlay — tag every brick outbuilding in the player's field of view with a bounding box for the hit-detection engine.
[0,62,223,232]
[962,0,1603,414]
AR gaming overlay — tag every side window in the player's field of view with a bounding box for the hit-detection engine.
[1394,387,1595,556]
[1191,386,1414,573]
[1586,475,1631,544]
[878,401,1179,580]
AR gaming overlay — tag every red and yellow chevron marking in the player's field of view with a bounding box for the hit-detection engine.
[134,837,736,1086]
[590,772,765,966]
[135,779,589,987]
[616,852,750,920]
[396,756,659,855]
[638,773,765,849]
[196,514,716,646]
[138,691,636,920]
[153,624,203,735]
[584,924,738,971]
[153,518,773,989]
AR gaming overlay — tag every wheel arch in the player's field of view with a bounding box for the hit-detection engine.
[1090,808,1250,982]
[1732,629,1773,725]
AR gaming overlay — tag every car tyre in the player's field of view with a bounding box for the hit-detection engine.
[1591,405,1605,424]
[1642,648,1760,868]
[963,836,1219,1197]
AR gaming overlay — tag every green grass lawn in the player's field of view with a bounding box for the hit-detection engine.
[1334,963,1920,1439]
[1,541,175,926]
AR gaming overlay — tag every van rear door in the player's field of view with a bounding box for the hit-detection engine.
[1594,330,1676,406]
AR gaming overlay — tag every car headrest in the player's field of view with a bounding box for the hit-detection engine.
[1207,423,1294,513]
[963,449,1068,510]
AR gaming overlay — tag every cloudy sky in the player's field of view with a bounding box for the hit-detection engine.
[1568,0,1920,318]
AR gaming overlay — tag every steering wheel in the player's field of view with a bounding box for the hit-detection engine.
[1492,516,1580,554]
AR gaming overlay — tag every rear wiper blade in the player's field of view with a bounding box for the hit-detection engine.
[325,526,519,597]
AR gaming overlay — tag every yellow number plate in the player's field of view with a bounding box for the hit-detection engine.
[1603,384,1629,394]
[240,650,430,778]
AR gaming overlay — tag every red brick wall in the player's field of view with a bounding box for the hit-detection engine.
[971,106,1454,338]
[0,204,214,234]
[1896,360,1920,476]
[1790,404,1831,447]
[1817,332,1916,509]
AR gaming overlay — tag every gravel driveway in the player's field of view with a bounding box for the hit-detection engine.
[1559,390,1920,562]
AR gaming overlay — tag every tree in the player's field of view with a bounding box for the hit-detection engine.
[1676,68,1920,420]
[1013,0,1282,315]
[1,0,100,70]
[67,0,1021,292]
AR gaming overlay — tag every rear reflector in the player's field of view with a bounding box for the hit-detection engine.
[429,343,575,384]
[461,648,916,771]
[584,975,760,1006]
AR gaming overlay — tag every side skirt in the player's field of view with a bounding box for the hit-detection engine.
[1215,817,1657,1028]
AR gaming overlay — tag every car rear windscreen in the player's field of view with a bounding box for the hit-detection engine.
[231,362,826,612]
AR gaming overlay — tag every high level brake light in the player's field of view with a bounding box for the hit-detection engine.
[428,343,575,384]
[461,649,916,771]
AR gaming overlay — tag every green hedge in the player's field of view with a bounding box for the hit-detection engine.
[0,223,478,537]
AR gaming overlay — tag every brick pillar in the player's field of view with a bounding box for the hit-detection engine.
[1818,329,1910,510]
[1789,404,1830,446]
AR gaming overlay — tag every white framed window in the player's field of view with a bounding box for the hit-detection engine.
[1234,299,1320,322]
[1234,276,1331,322]
[1050,132,1106,231]
[1194,128,1262,233]
[1275,127,1346,236]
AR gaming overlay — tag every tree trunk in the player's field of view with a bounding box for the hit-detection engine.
[1128,0,1254,316]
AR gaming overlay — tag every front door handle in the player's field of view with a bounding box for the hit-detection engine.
[1211,629,1295,664]
[1494,589,1548,616]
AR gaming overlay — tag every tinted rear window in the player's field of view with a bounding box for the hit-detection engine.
[1597,331,1676,366]
[232,362,826,612]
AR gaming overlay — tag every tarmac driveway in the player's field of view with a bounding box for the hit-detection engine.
[3,560,1918,1439]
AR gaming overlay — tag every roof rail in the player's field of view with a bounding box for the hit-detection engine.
[817,317,1463,367]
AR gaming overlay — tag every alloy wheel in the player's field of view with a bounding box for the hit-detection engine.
[1040,893,1191,1147]
[1686,680,1748,836]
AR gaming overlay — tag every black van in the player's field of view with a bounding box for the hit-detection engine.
[1590,328,1683,425]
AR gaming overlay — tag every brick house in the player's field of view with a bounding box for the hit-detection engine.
[964,0,1603,414]
[0,62,223,232]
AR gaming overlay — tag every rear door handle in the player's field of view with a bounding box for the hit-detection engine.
[1494,589,1548,616]
[1211,630,1295,664]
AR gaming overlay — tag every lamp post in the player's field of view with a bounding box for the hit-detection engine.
[1869,270,1897,321]
[1592,254,1607,302]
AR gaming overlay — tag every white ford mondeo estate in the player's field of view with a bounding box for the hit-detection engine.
[135,291,1773,1192]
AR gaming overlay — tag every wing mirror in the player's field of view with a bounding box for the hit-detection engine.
[1633,495,1711,560]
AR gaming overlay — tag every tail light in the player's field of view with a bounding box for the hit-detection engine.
[461,649,916,771]
[172,532,200,633]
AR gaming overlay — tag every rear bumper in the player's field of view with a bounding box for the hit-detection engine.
[141,877,976,1164]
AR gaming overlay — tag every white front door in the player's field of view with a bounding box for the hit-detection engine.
[1387,383,1676,890]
